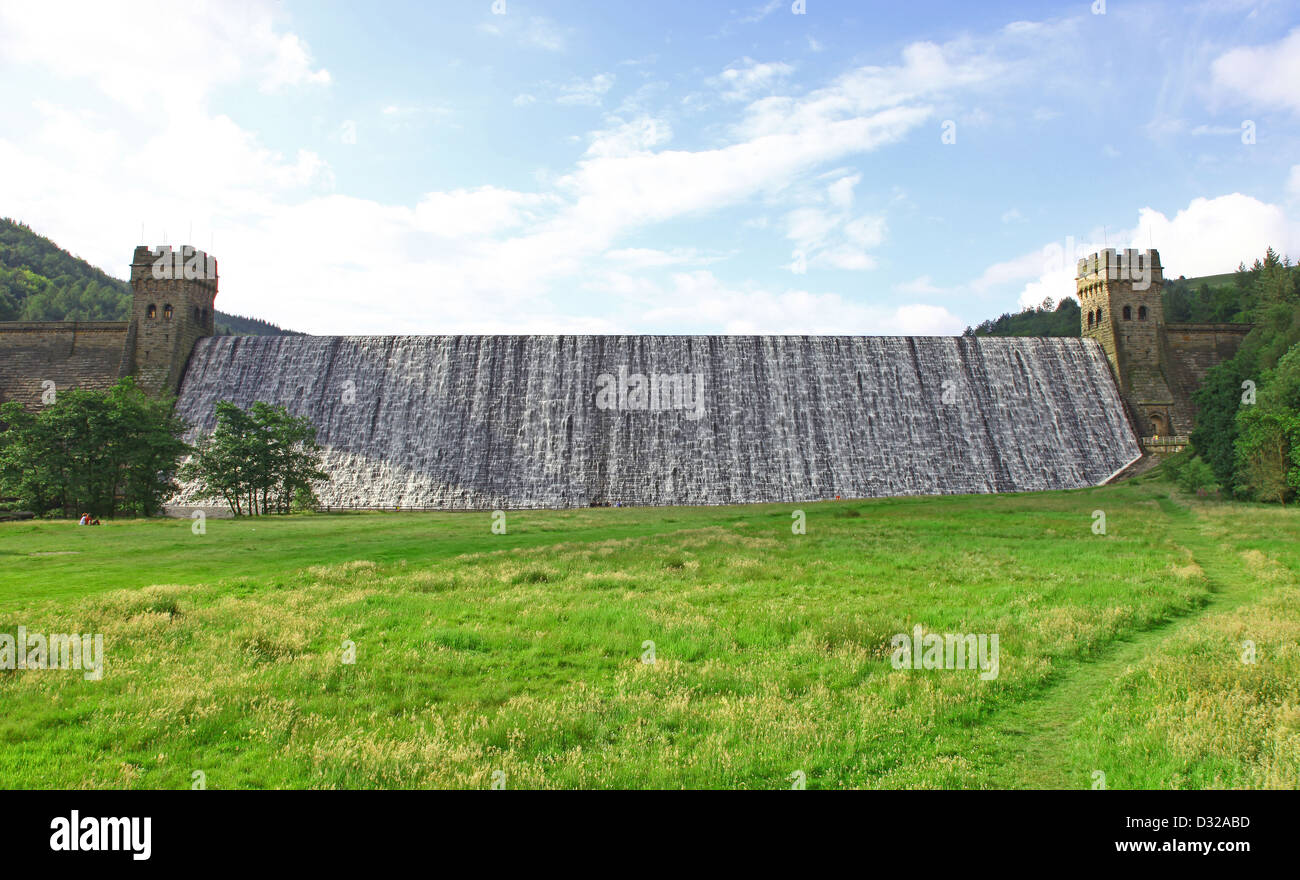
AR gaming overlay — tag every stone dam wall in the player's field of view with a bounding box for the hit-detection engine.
[1162,323,1253,436]
[0,321,127,408]
[170,334,1142,509]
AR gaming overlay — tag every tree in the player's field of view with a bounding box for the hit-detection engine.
[1232,343,1300,503]
[964,297,1081,337]
[1191,355,1255,488]
[1234,408,1298,504]
[1175,457,1218,494]
[1190,251,1300,493]
[0,378,190,517]
[181,401,328,515]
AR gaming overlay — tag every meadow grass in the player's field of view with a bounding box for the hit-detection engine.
[0,481,1295,789]
[1073,502,1300,789]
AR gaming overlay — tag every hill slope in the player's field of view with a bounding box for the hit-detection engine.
[0,219,299,336]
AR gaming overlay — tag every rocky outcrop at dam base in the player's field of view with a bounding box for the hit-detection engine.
[169,334,1142,510]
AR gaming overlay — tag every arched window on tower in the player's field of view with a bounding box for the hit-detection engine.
[147,303,157,320]
[163,303,173,321]
[1122,305,1132,321]
[1087,311,1094,329]
[1138,305,1148,320]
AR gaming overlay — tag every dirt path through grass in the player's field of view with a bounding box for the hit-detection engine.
[973,493,1262,789]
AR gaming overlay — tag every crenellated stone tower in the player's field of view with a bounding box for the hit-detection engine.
[1077,248,1174,438]
[1078,247,1252,447]
[121,245,218,397]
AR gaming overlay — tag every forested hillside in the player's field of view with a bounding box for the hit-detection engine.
[1185,248,1300,503]
[1162,265,1282,323]
[0,219,298,336]
[964,297,1081,337]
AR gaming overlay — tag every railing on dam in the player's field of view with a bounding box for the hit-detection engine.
[1141,435,1190,453]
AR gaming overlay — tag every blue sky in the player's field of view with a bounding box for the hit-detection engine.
[1,0,1298,334]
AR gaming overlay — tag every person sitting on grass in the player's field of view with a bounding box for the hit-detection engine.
[78,513,89,525]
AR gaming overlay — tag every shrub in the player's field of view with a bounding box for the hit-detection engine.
[1160,450,1191,485]
[1176,458,1218,495]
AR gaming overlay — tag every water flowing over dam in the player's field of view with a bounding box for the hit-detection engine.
[170,335,1141,509]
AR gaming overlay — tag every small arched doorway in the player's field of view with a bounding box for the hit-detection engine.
[1149,412,1167,438]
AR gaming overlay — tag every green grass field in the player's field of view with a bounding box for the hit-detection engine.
[1,479,1297,789]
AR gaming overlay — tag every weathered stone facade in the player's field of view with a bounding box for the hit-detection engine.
[1162,322,1253,434]
[0,245,216,408]
[121,245,218,398]
[0,321,128,407]
[1078,248,1251,442]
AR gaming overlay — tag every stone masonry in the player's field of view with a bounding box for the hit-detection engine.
[121,245,218,398]
[0,245,217,408]
[1077,248,1251,442]
[0,321,128,407]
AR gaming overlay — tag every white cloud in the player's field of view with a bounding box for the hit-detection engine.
[814,246,878,271]
[381,103,451,120]
[521,16,566,51]
[1211,28,1300,115]
[895,275,944,295]
[0,0,329,109]
[413,188,557,239]
[1287,165,1300,202]
[480,14,566,52]
[826,173,859,211]
[739,1,783,24]
[712,58,796,102]
[785,207,841,252]
[1000,192,1300,310]
[0,18,1014,334]
[736,41,999,141]
[556,73,615,106]
[583,116,672,158]
[262,32,332,91]
[602,247,725,268]
[630,271,965,335]
[970,249,1048,294]
[843,215,886,248]
[1189,123,1243,136]
[779,174,885,272]
[1133,193,1298,276]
